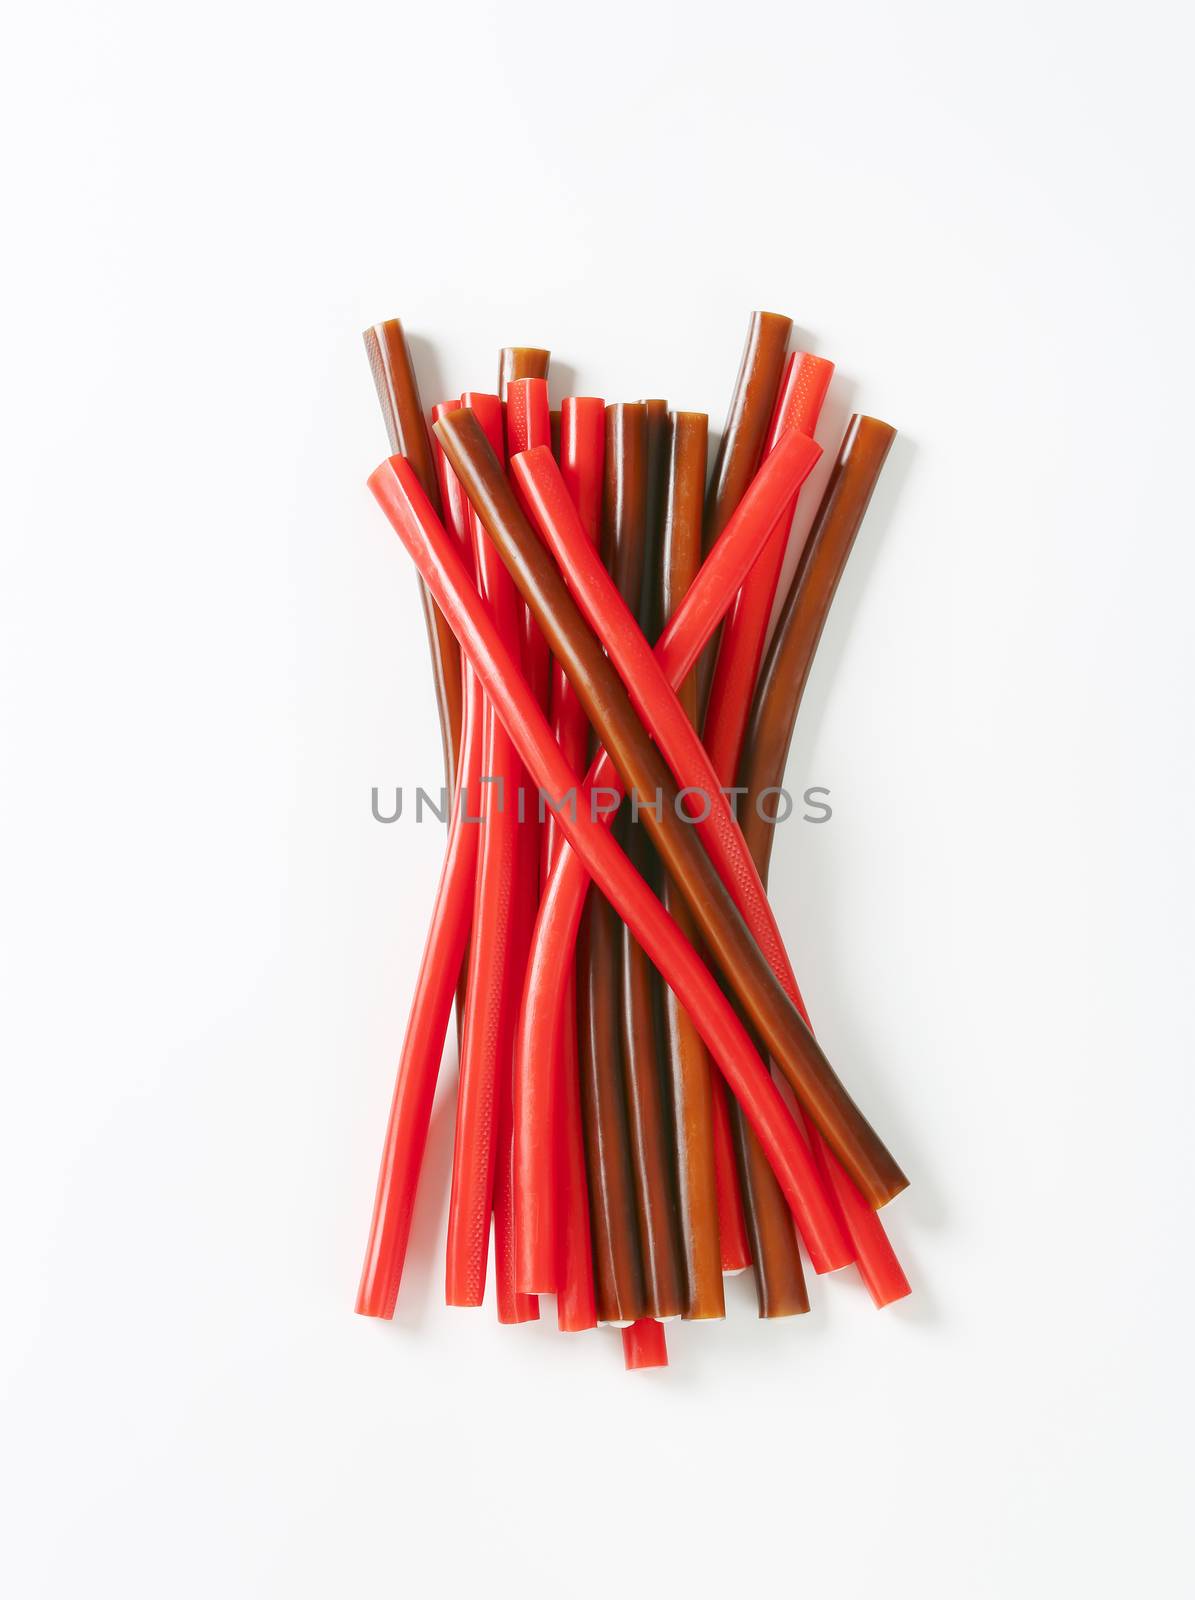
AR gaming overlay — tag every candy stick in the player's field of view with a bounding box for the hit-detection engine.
[705,313,795,546]
[696,310,793,712]
[501,383,557,1297]
[484,380,551,1321]
[474,391,540,1328]
[575,401,651,1323]
[548,399,605,1327]
[354,398,483,1322]
[658,410,724,1319]
[554,966,597,1331]
[605,402,686,1320]
[579,891,647,1322]
[511,397,607,1308]
[444,395,536,1319]
[730,1038,810,1316]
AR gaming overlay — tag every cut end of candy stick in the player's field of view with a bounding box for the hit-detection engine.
[622,1319,669,1370]
[498,346,550,399]
[770,350,836,444]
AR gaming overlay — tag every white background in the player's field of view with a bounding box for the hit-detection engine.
[3,1,1193,1594]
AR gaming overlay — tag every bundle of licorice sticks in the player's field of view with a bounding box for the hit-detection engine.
[357,312,910,1370]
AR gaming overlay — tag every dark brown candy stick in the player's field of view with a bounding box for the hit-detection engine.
[605,402,686,1320]
[694,310,793,716]
[658,409,725,1319]
[578,889,647,1323]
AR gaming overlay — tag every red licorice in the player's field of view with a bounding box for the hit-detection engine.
[445,393,537,1321]
[355,317,911,1369]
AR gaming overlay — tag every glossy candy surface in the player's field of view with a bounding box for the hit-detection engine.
[507,426,843,1274]
[356,317,913,1362]
[370,455,865,1242]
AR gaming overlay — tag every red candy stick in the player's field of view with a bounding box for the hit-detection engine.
[444,394,536,1321]
[354,421,482,1319]
[491,379,556,1314]
[547,398,605,1326]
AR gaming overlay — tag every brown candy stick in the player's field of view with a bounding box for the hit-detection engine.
[435,408,907,1209]
[363,319,463,789]
[731,1011,810,1316]
[658,410,725,1319]
[606,403,686,1320]
[571,401,648,1325]
[498,346,551,401]
[704,311,794,546]
[695,310,793,715]
[578,889,647,1323]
